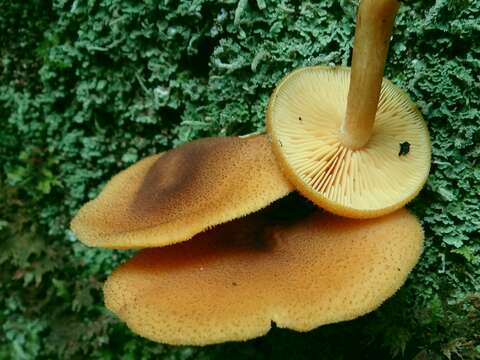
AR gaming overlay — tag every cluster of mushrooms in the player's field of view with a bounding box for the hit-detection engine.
[71,0,431,346]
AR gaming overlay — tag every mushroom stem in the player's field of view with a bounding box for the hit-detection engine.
[340,0,400,150]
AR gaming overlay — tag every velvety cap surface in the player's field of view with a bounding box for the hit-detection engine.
[71,135,293,249]
[104,208,423,345]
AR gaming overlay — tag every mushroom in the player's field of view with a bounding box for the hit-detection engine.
[104,207,423,345]
[266,0,431,218]
[71,135,293,249]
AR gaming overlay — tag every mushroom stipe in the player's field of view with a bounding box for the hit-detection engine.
[104,207,423,346]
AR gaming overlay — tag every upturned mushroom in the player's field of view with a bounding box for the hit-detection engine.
[266,0,431,218]
[71,135,293,249]
[104,207,424,345]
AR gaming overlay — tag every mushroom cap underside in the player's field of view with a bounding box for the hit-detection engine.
[267,66,431,218]
[104,208,423,345]
[71,135,293,249]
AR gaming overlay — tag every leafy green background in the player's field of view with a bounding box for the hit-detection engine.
[1,0,479,358]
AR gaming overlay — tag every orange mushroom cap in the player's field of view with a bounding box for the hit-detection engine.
[104,207,423,345]
[71,135,293,249]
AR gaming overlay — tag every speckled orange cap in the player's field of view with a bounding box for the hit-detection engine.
[104,207,423,345]
[71,135,293,249]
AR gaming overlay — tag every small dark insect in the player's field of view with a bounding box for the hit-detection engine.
[279,140,283,147]
[298,116,302,121]
[399,141,410,156]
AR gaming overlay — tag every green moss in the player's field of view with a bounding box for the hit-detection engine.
[1,0,479,358]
